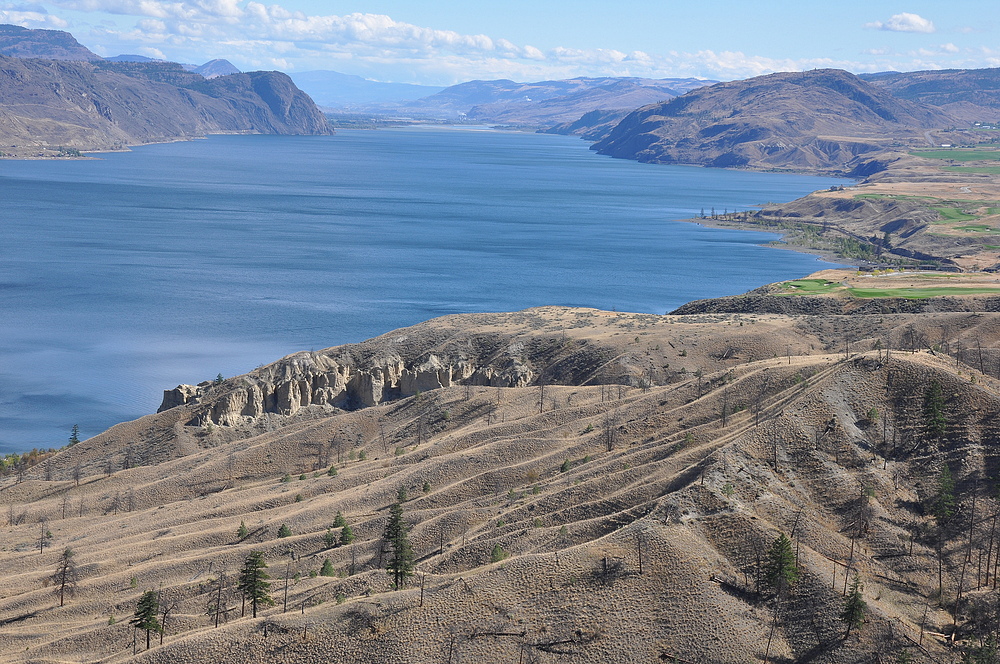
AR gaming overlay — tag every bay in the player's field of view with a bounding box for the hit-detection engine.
[0,127,847,454]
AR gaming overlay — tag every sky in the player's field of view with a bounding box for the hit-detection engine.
[2,1,999,85]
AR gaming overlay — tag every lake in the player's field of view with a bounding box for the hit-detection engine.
[0,127,847,454]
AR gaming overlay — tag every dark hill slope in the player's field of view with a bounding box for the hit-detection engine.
[593,69,956,173]
[0,23,100,61]
[0,56,331,153]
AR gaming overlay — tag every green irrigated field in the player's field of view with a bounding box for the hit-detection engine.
[912,149,1000,161]
[779,278,839,295]
[943,165,1000,175]
[933,206,978,222]
[847,286,1000,299]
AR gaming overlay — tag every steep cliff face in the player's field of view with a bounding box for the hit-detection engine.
[593,69,957,173]
[0,56,332,154]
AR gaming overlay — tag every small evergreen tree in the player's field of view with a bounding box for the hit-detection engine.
[491,543,508,563]
[933,464,957,524]
[924,379,947,439]
[320,559,335,576]
[962,635,999,664]
[277,524,292,538]
[332,511,347,528]
[51,547,77,607]
[840,575,867,637]
[339,523,355,546]
[237,551,273,618]
[236,520,248,539]
[323,528,336,549]
[383,501,414,589]
[763,533,798,594]
[131,590,160,651]
[397,486,408,503]
[68,424,80,446]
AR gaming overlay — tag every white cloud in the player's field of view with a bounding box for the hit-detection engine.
[24,2,999,84]
[864,12,936,33]
[0,5,68,28]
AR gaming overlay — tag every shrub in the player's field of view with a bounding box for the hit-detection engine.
[327,465,338,477]
[560,458,571,473]
[277,524,292,538]
[423,481,431,493]
[280,474,291,483]
[323,529,336,549]
[491,543,509,563]
[294,494,303,503]
[299,474,306,481]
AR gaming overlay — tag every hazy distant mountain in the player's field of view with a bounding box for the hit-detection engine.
[106,54,157,62]
[112,56,241,79]
[192,59,241,79]
[289,70,444,108]
[467,78,693,127]
[396,76,712,121]
[594,68,956,172]
[0,24,100,61]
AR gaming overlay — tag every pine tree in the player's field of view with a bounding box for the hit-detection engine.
[68,424,80,446]
[51,547,78,607]
[131,590,160,651]
[339,523,355,546]
[840,575,867,637]
[237,551,274,618]
[383,501,414,589]
[332,511,347,528]
[277,523,292,538]
[323,528,336,549]
[236,520,248,540]
[933,464,956,524]
[924,379,947,439]
[320,559,335,576]
[763,533,798,595]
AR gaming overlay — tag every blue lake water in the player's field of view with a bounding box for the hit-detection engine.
[0,127,847,454]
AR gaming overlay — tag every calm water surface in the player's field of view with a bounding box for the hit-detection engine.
[0,127,848,453]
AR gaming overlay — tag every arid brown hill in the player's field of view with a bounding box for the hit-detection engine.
[4,299,1000,663]
[593,69,957,173]
[0,24,100,61]
[0,56,332,155]
[863,67,1000,121]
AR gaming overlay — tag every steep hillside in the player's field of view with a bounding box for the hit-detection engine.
[0,56,332,156]
[0,24,100,61]
[4,295,1000,663]
[593,69,959,173]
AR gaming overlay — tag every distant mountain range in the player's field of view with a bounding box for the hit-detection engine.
[288,70,444,108]
[861,67,1000,120]
[592,68,969,173]
[360,76,715,126]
